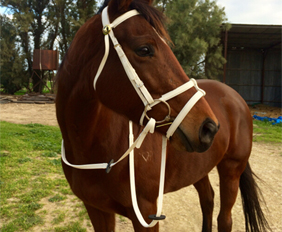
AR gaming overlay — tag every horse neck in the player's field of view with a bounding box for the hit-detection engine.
[60,92,136,164]
[57,14,103,97]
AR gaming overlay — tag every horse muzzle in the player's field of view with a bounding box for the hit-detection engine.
[171,118,219,153]
[197,118,219,152]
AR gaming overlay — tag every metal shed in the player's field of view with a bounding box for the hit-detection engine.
[220,24,281,107]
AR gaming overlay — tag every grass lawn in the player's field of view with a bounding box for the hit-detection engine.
[253,120,282,143]
[0,122,91,232]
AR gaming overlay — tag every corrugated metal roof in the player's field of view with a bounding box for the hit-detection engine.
[222,24,281,50]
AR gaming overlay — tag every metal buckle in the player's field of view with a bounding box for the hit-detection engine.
[106,159,114,173]
[148,214,166,220]
[144,99,171,124]
[102,25,111,35]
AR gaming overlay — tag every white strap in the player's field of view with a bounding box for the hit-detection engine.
[113,43,154,105]
[159,79,196,104]
[61,118,156,170]
[166,90,205,138]
[93,7,155,107]
[139,78,197,125]
[139,78,205,127]
[61,140,107,169]
[108,10,154,106]
[62,119,167,228]
[129,121,167,227]
[111,9,140,27]
[93,34,110,89]
[93,7,139,89]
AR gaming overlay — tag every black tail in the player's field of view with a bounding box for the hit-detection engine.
[239,162,271,232]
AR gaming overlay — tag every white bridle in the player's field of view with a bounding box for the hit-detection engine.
[61,6,206,228]
[93,7,206,138]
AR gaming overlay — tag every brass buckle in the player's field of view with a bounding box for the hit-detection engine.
[102,25,111,35]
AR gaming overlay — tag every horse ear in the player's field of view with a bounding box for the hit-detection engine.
[108,0,133,13]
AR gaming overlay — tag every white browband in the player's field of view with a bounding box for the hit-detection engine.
[62,6,206,228]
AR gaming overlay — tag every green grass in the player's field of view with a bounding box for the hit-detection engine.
[0,121,91,232]
[13,82,54,95]
[253,120,282,143]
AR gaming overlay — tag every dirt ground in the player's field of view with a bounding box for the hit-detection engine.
[0,103,281,231]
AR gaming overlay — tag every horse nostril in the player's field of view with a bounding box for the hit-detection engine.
[199,119,219,145]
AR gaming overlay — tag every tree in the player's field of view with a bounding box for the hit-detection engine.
[1,0,53,93]
[0,0,97,93]
[55,0,97,57]
[0,15,29,94]
[157,0,230,79]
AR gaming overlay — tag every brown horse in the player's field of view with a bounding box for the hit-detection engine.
[56,0,270,231]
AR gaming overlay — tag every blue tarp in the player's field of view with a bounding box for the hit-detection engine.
[253,115,282,125]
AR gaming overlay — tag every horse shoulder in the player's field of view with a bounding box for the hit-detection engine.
[198,79,252,124]
[198,79,253,158]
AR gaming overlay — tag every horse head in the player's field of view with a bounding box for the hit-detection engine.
[65,0,219,153]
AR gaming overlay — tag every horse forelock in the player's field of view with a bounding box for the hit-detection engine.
[98,0,172,45]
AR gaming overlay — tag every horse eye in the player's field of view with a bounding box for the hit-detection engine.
[136,46,153,57]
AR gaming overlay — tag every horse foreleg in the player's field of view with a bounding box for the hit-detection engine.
[194,175,214,232]
[84,203,115,232]
[216,160,245,232]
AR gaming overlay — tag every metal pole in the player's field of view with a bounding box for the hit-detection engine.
[223,29,228,83]
[261,49,267,104]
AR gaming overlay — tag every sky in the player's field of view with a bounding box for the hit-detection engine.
[216,0,282,25]
[1,0,281,25]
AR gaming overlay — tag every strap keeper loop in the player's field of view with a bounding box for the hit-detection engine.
[148,214,166,220]
[106,159,114,173]
[136,82,144,88]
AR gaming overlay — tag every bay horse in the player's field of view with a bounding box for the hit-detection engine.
[56,0,270,231]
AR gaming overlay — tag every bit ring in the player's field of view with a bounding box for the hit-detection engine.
[144,99,171,124]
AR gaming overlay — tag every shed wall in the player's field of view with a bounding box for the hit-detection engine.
[222,48,281,107]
